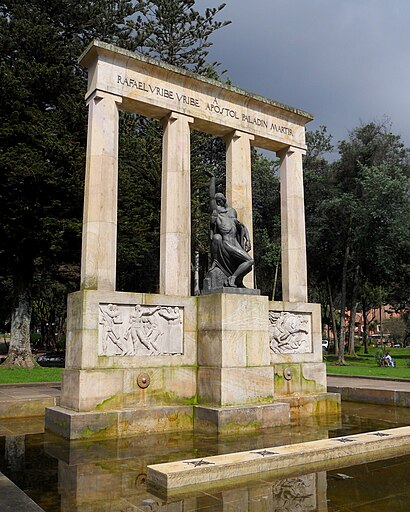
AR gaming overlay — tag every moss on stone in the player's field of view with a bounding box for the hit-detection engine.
[78,423,115,439]
[220,420,261,434]
[154,390,198,406]
[95,394,122,411]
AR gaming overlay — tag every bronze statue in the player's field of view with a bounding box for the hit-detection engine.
[203,171,254,291]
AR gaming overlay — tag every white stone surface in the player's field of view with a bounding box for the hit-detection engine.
[269,301,323,364]
[80,41,312,152]
[160,113,193,296]
[147,426,410,491]
[269,311,312,354]
[98,303,183,356]
[277,146,308,303]
[65,290,196,369]
[225,130,255,288]
[81,90,122,291]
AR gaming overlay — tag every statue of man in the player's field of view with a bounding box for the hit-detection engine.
[206,171,254,288]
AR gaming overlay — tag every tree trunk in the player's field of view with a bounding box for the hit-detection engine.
[348,301,358,356]
[337,243,349,365]
[362,301,369,354]
[348,265,359,356]
[327,275,339,355]
[3,257,37,368]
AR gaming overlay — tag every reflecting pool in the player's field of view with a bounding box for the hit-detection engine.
[1,402,410,511]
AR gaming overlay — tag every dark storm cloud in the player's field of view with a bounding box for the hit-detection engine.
[197,0,410,152]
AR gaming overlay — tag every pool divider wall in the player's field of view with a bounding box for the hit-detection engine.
[147,426,410,494]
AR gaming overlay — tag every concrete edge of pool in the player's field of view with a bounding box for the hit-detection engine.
[147,426,410,495]
[0,471,45,511]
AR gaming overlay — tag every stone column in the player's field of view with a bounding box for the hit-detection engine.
[277,146,308,302]
[81,91,122,291]
[160,112,194,296]
[225,130,255,288]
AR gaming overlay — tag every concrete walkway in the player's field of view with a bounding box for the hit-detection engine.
[327,374,410,407]
[0,382,60,420]
[0,377,409,422]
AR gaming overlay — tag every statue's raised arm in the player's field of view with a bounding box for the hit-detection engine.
[205,170,217,214]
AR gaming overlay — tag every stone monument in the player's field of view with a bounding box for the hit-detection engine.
[45,40,340,440]
[202,171,256,294]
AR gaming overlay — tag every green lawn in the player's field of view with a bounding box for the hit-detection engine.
[325,347,410,379]
[0,367,63,384]
[0,347,409,383]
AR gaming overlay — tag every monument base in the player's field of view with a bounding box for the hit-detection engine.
[194,403,290,434]
[279,392,341,419]
[45,404,193,440]
[45,392,340,440]
[202,262,260,295]
[201,286,261,296]
[45,290,340,440]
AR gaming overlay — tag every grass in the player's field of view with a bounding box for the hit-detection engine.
[0,367,63,384]
[0,347,408,384]
[325,347,410,379]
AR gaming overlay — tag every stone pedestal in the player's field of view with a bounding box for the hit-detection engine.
[195,293,290,433]
[46,290,198,440]
[45,292,339,439]
[197,293,273,406]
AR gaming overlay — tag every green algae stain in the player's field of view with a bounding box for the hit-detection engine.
[154,389,198,406]
[220,420,261,434]
[95,394,122,411]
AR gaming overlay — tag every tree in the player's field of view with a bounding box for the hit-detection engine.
[336,122,409,360]
[0,0,138,366]
[384,316,407,346]
[305,121,410,364]
[303,127,341,350]
[252,153,281,297]
[130,0,231,71]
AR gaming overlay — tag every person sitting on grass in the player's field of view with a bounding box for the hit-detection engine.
[382,351,395,367]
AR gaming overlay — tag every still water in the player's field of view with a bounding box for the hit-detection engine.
[1,402,409,512]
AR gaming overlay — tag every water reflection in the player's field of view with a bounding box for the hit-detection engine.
[55,463,328,512]
[0,402,410,511]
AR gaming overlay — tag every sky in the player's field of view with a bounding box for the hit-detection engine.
[196,0,410,158]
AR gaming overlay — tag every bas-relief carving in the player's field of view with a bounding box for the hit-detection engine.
[272,474,316,511]
[269,311,312,354]
[98,304,183,356]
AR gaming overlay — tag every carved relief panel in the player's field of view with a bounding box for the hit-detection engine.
[98,303,183,356]
[269,311,312,354]
[272,474,317,510]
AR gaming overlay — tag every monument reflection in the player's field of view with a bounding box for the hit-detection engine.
[43,419,337,512]
[2,402,410,511]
